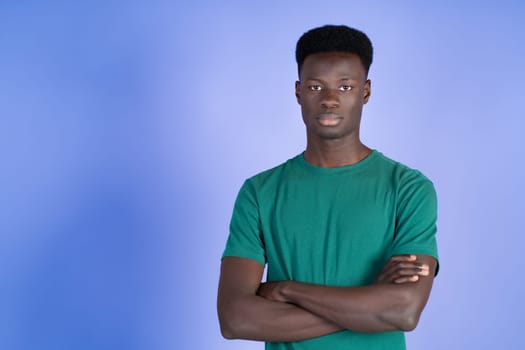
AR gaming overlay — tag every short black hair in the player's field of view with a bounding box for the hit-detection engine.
[295,25,373,76]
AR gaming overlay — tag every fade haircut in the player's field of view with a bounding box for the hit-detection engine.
[295,25,373,77]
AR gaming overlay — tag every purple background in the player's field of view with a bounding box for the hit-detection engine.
[2,1,524,349]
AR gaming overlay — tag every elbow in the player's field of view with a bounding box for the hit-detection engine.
[398,311,420,332]
[218,303,247,340]
[385,291,424,332]
[396,298,423,332]
[218,311,239,339]
[220,323,236,340]
[378,308,420,332]
[217,310,233,339]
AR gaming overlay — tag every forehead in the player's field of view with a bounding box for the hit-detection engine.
[300,52,365,80]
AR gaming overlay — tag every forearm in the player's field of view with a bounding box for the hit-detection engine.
[280,282,423,332]
[219,293,342,342]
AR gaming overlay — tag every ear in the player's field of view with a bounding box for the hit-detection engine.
[295,81,301,105]
[363,79,371,104]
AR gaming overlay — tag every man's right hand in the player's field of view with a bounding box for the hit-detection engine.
[375,255,430,284]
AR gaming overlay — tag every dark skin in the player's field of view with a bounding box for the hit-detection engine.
[297,51,372,167]
[217,52,437,341]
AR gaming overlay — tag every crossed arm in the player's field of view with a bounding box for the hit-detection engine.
[217,254,436,342]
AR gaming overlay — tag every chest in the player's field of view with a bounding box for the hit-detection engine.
[259,180,397,285]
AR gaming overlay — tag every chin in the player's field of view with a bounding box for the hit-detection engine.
[308,126,358,141]
[315,131,348,140]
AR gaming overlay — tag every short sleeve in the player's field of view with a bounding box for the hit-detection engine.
[391,172,440,275]
[222,179,266,266]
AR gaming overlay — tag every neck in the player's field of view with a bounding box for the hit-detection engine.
[303,137,372,168]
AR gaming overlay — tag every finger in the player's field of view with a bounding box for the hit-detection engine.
[376,256,429,284]
[376,260,412,280]
[386,269,430,283]
[380,256,418,275]
[387,262,429,275]
[388,265,430,279]
[378,264,430,284]
[392,267,430,277]
[394,275,420,284]
[396,264,430,276]
[388,255,417,262]
[379,262,429,281]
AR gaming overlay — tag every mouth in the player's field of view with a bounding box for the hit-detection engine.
[316,113,342,126]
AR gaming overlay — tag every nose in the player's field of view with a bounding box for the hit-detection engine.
[321,88,340,109]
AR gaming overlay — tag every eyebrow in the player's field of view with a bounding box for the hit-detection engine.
[302,77,361,83]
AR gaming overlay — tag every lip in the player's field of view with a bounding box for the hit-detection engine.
[316,113,342,126]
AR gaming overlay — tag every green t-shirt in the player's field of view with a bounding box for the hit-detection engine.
[223,150,439,350]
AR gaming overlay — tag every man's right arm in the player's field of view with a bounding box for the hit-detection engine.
[217,256,342,342]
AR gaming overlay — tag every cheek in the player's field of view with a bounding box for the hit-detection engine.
[301,103,318,121]
[299,97,317,110]
[343,95,362,108]
[305,93,323,104]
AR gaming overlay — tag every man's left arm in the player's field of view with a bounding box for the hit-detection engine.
[258,254,437,333]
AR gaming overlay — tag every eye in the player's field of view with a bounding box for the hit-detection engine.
[339,85,353,91]
[308,85,322,91]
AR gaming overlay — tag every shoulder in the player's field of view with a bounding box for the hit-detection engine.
[370,152,437,209]
[244,154,302,190]
[374,151,434,189]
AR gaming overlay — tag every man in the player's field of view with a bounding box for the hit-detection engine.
[217,25,438,350]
